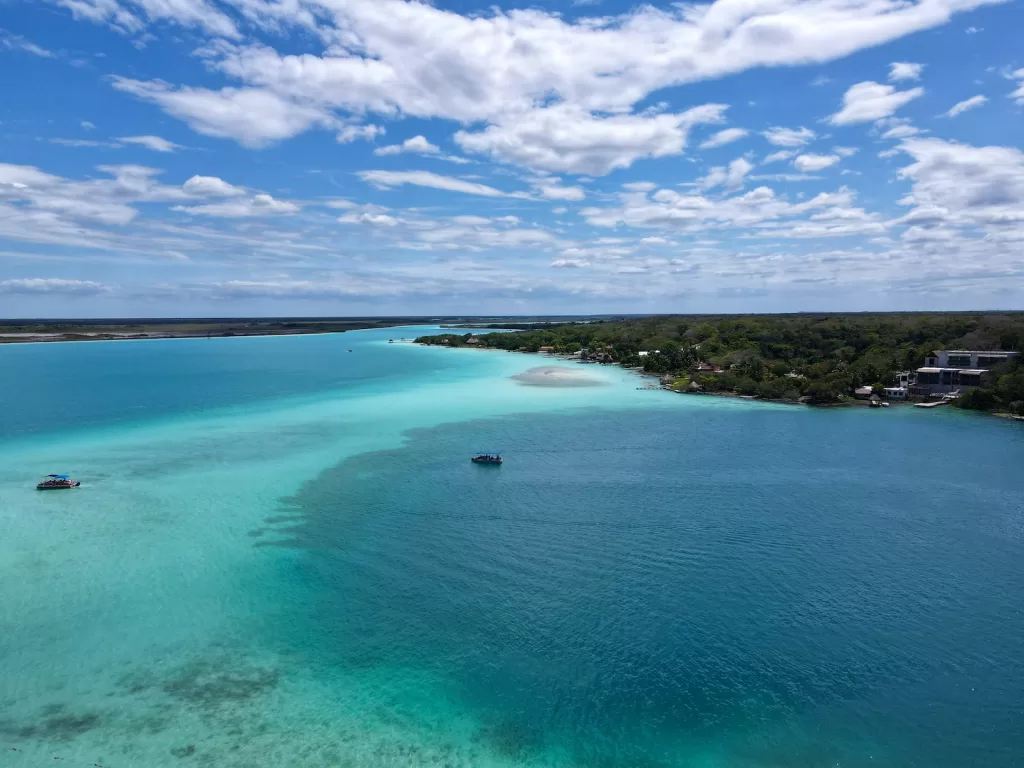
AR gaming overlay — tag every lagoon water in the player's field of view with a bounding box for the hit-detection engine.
[1,327,1023,767]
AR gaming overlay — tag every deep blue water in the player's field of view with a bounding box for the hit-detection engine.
[290,407,1024,767]
[1,330,1022,767]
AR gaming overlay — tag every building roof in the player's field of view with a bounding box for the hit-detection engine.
[935,349,1017,356]
[918,366,989,374]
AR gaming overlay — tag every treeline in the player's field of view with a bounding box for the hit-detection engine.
[417,313,1024,413]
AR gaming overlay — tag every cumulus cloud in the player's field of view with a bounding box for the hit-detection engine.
[93,0,999,175]
[895,137,1024,232]
[943,95,987,118]
[336,124,385,144]
[357,170,522,198]
[762,127,816,147]
[55,0,239,38]
[454,104,727,175]
[794,153,841,171]
[375,136,440,156]
[540,185,586,201]
[112,78,334,148]
[181,175,245,197]
[1011,69,1024,105]
[581,183,880,240]
[763,150,796,164]
[701,158,754,191]
[118,135,182,152]
[889,62,924,81]
[699,128,749,150]
[830,81,924,125]
[173,193,299,217]
[880,121,922,139]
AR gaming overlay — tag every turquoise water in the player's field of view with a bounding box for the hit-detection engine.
[1,329,1023,767]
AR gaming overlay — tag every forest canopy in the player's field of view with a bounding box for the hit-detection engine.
[417,313,1024,413]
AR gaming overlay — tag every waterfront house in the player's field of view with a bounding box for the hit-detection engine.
[539,346,555,353]
[924,350,1019,368]
[854,385,874,399]
[884,386,909,400]
[466,336,481,345]
[913,349,1017,395]
[910,350,1018,396]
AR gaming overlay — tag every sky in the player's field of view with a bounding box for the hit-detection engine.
[0,0,1023,317]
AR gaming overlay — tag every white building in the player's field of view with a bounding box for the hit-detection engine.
[913,350,1018,396]
[924,350,1018,368]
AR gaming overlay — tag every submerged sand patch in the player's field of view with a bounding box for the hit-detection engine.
[510,366,606,387]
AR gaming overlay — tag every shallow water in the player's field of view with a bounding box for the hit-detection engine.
[1,328,1022,767]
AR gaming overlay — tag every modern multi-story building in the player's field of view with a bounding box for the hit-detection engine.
[923,350,1019,368]
[913,350,1019,396]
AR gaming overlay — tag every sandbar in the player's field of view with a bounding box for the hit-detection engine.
[510,366,606,387]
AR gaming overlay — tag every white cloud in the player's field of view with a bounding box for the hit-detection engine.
[794,153,841,171]
[349,212,399,226]
[763,150,796,164]
[80,121,95,130]
[540,185,586,201]
[119,135,182,152]
[701,157,754,191]
[337,124,385,144]
[889,62,924,81]
[581,183,876,239]
[112,78,334,148]
[49,138,120,148]
[1,31,55,58]
[1008,69,1024,105]
[56,0,239,38]
[762,127,816,147]
[551,258,590,268]
[880,122,922,139]
[173,193,299,217]
[375,135,441,156]
[0,278,110,295]
[699,128,749,150]
[833,146,859,157]
[357,170,521,198]
[830,81,924,125]
[182,175,245,197]
[944,95,987,117]
[455,104,727,175]
[895,137,1024,231]
[92,0,1004,180]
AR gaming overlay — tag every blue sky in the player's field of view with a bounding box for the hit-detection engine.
[1,0,1023,316]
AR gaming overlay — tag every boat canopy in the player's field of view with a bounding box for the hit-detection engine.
[48,474,69,479]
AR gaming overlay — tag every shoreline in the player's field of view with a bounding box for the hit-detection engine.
[416,341,1022,420]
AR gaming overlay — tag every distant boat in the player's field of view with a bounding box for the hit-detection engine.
[471,454,503,465]
[37,474,80,490]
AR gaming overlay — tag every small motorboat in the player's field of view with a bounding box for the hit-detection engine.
[37,474,81,490]
[471,454,503,465]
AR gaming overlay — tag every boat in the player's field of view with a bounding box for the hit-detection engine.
[37,474,81,490]
[471,454,503,465]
